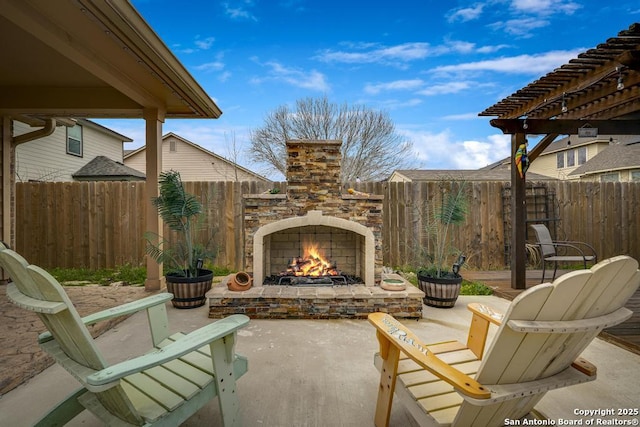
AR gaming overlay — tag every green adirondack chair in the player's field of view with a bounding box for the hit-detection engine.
[369,255,640,427]
[0,244,249,426]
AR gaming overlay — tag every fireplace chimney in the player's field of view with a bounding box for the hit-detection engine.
[286,140,342,200]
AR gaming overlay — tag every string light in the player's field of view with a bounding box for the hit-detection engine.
[616,66,625,90]
[522,66,622,118]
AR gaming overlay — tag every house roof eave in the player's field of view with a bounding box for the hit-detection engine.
[0,0,221,119]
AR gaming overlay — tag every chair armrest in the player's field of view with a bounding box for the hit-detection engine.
[462,360,596,406]
[466,303,504,359]
[38,293,174,343]
[507,307,632,333]
[368,312,490,399]
[81,293,174,326]
[86,314,250,387]
[550,242,592,258]
[562,240,597,257]
[468,303,503,326]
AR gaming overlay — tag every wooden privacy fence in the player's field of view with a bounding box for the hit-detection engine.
[15,180,640,271]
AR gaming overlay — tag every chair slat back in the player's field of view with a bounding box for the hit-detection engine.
[0,248,106,369]
[0,246,142,425]
[531,224,556,257]
[454,255,640,426]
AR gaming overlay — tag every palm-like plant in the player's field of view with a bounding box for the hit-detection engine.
[146,171,215,278]
[420,178,469,278]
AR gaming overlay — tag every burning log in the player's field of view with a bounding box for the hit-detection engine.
[284,254,339,277]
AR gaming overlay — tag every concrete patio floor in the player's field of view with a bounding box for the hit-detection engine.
[1,295,639,426]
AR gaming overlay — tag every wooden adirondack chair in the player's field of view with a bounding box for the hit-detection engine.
[0,244,249,426]
[369,255,640,427]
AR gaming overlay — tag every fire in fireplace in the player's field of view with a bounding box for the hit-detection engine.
[262,238,362,286]
[286,241,338,277]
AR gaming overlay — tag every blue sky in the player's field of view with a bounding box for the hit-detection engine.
[97,1,640,180]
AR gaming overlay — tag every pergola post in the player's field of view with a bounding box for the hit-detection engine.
[144,108,165,291]
[0,117,12,283]
[511,133,527,290]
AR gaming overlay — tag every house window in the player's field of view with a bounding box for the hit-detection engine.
[566,150,575,167]
[600,173,619,182]
[170,140,177,152]
[556,153,564,168]
[577,147,587,165]
[67,124,83,157]
[631,170,640,182]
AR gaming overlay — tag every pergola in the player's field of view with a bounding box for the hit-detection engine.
[0,0,222,290]
[480,22,640,289]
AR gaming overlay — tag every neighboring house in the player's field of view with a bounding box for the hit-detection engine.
[526,135,636,180]
[568,139,640,182]
[389,169,555,182]
[14,119,133,182]
[72,156,145,181]
[124,132,270,182]
[479,135,640,182]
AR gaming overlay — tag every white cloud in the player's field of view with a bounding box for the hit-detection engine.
[447,4,484,22]
[482,1,582,37]
[222,1,258,21]
[417,81,472,96]
[398,128,510,169]
[314,42,430,66]
[476,44,510,54]
[364,79,425,95]
[431,49,582,75]
[252,60,330,91]
[510,0,581,15]
[491,18,549,37]
[314,40,511,68]
[194,61,225,72]
[453,136,510,168]
[195,37,215,50]
[173,36,216,54]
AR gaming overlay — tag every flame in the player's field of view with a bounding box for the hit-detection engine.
[286,241,338,277]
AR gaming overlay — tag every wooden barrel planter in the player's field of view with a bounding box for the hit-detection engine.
[166,269,214,309]
[417,272,463,308]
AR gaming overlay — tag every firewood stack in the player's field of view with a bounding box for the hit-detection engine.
[285,255,339,277]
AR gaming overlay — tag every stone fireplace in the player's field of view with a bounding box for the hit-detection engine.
[243,140,382,286]
[206,139,424,320]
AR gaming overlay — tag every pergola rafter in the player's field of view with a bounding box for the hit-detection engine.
[480,22,640,289]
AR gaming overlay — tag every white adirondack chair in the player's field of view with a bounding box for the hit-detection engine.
[0,244,249,426]
[369,255,639,427]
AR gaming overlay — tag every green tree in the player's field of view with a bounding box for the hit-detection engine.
[248,95,416,182]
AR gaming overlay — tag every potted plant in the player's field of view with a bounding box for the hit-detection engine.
[146,170,217,309]
[416,177,469,308]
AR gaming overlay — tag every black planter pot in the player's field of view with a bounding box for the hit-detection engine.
[165,269,214,309]
[417,272,463,308]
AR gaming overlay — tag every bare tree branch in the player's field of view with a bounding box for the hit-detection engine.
[248,95,417,182]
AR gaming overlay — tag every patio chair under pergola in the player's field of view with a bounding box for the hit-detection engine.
[480,22,640,289]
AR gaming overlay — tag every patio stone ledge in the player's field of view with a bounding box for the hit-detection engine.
[206,281,424,319]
